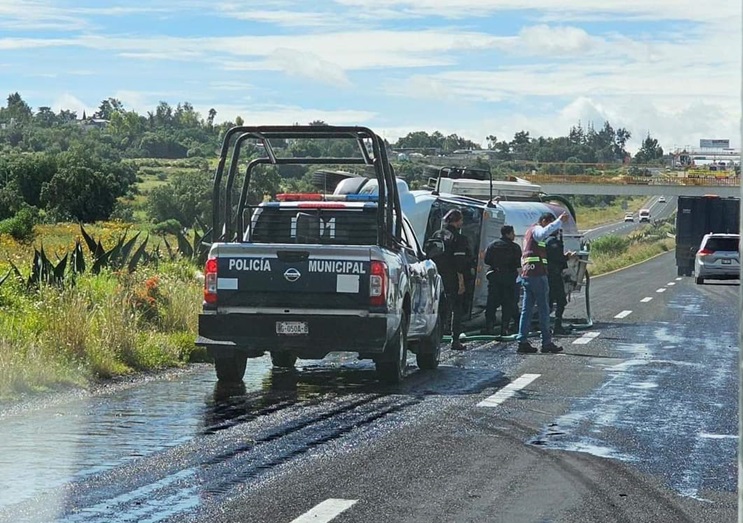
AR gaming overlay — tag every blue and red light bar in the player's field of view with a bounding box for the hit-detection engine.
[275,193,378,203]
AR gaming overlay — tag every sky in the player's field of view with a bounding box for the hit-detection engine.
[0,0,740,153]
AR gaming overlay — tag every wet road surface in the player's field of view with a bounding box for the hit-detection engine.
[0,251,737,522]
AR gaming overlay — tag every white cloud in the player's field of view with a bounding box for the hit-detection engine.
[334,0,740,24]
[50,93,97,117]
[215,7,335,27]
[515,25,600,56]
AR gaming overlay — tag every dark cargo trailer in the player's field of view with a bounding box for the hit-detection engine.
[675,195,739,276]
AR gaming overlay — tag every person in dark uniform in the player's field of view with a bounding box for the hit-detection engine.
[483,225,521,336]
[429,208,470,351]
[545,230,571,335]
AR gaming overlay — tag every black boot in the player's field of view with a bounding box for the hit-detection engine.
[553,318,569,335]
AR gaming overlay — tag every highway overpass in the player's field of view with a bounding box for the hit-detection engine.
[522,175,740,197]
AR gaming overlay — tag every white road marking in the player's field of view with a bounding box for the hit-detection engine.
[640,297,653,303]
[656,288,667,293]
[667,282,676,286]
[573,331,601,345]
[291,499,358,523]
[477,374,540,408]
[676,277,683,281]
[614,310,633,319]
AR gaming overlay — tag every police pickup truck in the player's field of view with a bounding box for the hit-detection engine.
[196,125,443,384]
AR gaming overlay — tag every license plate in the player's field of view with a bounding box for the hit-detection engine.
[722,259,732,264]
[276,321,308,335]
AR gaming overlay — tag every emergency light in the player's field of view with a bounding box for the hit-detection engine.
[275,193,378,203]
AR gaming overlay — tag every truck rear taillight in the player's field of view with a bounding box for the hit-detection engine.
[370,261,387,307]
[204,258,218,305]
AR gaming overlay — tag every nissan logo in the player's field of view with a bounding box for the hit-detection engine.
[284,268,301,282]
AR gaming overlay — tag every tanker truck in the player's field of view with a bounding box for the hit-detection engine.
[334,175,591,332]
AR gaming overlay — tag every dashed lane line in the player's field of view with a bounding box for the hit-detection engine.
[656,288,667,293]
[614,310,633,319]
[640,297,653,303]
[573,331,601,345]
[676,277,683,281]
[477,374,540,408]
[290,499,358,523]
[667,282,676,286]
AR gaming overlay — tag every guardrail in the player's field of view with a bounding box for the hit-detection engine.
[522,174,740,187]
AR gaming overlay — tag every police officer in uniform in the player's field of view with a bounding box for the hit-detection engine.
[545,230,571,335]
[429,208,470,351]
[483,225,521,336]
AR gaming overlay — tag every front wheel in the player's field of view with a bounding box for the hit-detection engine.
[214,353,248,383]
[416,313,442,371]
[376,312,408,384]
[271,352,298,368]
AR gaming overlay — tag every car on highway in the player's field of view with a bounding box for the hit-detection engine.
[638,209,651,223]
[694,233,740,284]
[624,213,635,222]
[658,196,666,203]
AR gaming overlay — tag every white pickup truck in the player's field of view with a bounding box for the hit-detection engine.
[196,126,443,384]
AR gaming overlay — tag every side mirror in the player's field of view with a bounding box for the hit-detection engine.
[423,238,445,260]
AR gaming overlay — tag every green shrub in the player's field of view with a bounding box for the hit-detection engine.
[0,206,38,241]
[152,219,183,236]
[590,234,630,256]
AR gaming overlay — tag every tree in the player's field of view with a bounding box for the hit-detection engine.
[94,98,124,119]
[40,166,119,222]
[35,107,58,127]
[2,92,33,123]
[633,134,664,164]
[207,108,217,128]
[147,169,213,227]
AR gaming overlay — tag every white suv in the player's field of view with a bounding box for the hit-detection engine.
[694,233,740,284]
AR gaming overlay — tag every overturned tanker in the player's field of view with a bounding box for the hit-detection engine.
[334,173,592,332]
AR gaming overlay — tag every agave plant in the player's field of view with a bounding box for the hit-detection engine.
[80,225,149,274]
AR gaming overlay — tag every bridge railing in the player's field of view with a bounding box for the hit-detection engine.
[522,174,740,187]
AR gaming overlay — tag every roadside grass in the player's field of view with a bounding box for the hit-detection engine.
[588,221,675,276]
[574,196,650,230]
[0,262,204,400]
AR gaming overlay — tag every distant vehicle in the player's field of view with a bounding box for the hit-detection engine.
[694,233,740,284]
[624,213,635,222]
[676,195,740,276]
[638,209,651,223]
[658,196,666,203]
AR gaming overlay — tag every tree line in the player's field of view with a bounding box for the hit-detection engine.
[0,91,667,231]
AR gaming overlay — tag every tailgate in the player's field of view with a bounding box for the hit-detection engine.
[214,244,374,310]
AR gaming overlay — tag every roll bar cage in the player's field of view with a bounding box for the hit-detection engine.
[210,125,402,247]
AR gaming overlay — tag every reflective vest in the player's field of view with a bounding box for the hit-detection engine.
[521,225,548,277]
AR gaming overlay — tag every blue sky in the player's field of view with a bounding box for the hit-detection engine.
[1,0,740,152]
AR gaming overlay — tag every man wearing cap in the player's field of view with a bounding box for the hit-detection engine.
[429,208,470,351]
[516,211,569,354]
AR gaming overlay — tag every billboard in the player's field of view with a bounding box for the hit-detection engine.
[700,139,730,149]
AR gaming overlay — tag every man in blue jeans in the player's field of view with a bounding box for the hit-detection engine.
[516,211,569,354]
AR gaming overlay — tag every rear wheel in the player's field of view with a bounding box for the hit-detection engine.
[214,353,248,383]
[416,312,442,371]
[376,312,408,384]
[271,352,298,368]
[695,276,704,285]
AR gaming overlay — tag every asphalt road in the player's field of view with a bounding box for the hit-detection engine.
[0,252,737,523]
[582,196,677,241]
